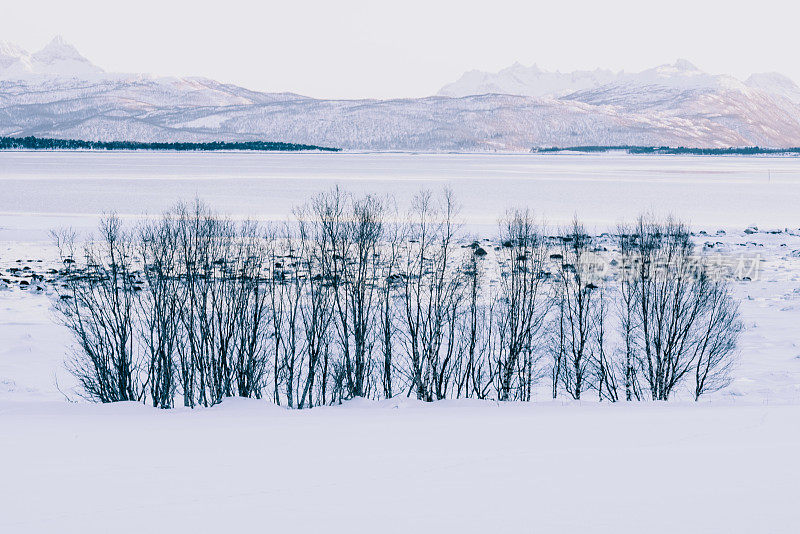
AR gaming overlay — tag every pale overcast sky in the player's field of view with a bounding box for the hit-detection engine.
[1,0,798,99]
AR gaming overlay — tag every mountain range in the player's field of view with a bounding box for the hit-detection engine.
[3,37,800,151]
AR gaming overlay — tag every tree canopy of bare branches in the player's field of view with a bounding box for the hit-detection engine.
[617,216,742,400]
[53,196,742,407]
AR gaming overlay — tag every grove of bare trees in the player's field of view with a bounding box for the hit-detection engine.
[53,190,742,407]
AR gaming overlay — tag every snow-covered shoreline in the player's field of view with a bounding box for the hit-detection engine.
[3,223,800,405]
[3,152,800,405]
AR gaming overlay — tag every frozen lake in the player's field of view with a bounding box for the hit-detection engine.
[2,151,800,240]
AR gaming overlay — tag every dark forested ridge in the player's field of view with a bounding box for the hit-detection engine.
[532,145,800,155]
[0,136,341,152]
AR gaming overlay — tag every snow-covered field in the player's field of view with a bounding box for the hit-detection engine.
[2,399,798,533]
[2,152,800,533]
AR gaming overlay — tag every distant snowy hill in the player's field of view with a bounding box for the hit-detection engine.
[745,72,800,104]
[439,62,619,99]
[3,38,800,150]
[439,59,779,98]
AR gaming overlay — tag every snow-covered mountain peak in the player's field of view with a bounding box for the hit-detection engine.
[0,40,27,57]
[32,35,93,65]
[0,36,103,80]
[438,62,618,98]
[503,61,541,74]
[441,59,775,100]
[639,59,705,81]
[671,58,700,72]
[620,60,746,92]
[0,41,28,69]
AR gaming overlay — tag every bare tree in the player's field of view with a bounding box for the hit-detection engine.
[342,194,385,398]
[295,204,335,408]
[312,189,387,400]
[172,202,272,406]
[616,225,643,401]
[454,246,494,399]
[618,216,741,400]
[376,203,404,399]
[269,222,305,408]
[231,221,271,399]
[173,201,211,407]
[550,219,603,400]
[592,286,618,402]
[399,189,465,401]
[139,214,182,408]
[54,216,143,403]
[494,209,550,401]
[692,275,742,399]
[174,204,239,406]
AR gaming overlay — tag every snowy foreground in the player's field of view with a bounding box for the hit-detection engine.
[0,399,798,533]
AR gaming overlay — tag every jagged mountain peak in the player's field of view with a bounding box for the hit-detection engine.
[438,62,618,98]
[49,35,68,46]
[32,35,91,65]
[634,59,706,82]
[0,36,103,80]
[0,41,28,69]
[439,59,786,99]
[672,58,700,72]
[0,40,27,57]
[502,61,541,73]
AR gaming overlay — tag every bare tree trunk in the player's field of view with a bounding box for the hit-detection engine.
[495,209,549,401]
